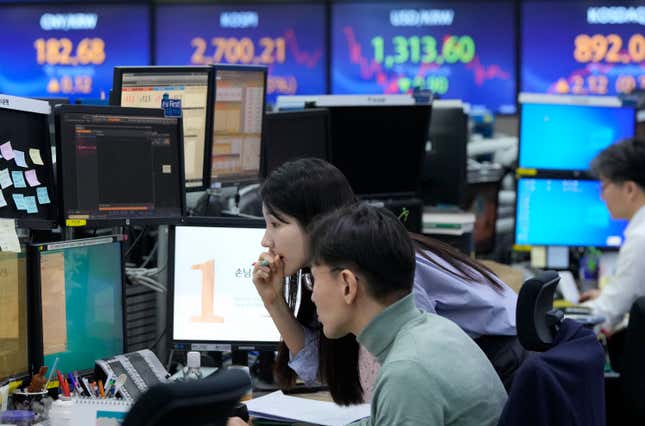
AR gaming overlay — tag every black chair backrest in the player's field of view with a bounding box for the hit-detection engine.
[122,368,252,426]
[623,296,645,421]
[516,270,564,352]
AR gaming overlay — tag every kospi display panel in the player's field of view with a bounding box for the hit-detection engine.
[522,0,645,96]
[331,1,516,113]
[0,4,150,100]
[155,3,326,104]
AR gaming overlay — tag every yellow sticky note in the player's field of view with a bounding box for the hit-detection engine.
[530,246,547,269]
[29,148,44,166]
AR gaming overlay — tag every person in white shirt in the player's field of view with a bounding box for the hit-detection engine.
[581,137,645,331]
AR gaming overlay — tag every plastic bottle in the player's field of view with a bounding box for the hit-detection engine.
[183,351,203,381]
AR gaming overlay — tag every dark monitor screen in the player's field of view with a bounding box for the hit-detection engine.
[28,236,124,374]
[422,104,467,205]
[519,98,635,171]
[462,180,500,255]
[211,65,267,185]
[55,105,185,227]
[113,67,214,191]
[0,95,57,229]
[0,252,29,382]
[170,219,280,350]
[515,178,628,247]
[328,104,432,197]
[262,108,331,178]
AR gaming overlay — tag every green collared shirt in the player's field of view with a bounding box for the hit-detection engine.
[353,294,507,425]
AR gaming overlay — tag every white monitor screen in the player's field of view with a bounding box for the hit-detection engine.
[171,225,280,345]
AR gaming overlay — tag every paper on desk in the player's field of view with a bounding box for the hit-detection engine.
[245,391,370,426]
[0,219,21,252]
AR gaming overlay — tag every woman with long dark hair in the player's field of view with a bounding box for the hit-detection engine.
[253,158,522,405]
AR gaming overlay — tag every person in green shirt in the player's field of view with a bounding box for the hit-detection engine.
[307,203,507,425]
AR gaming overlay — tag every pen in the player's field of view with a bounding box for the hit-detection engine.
[73,371,84,396]
[67,373,76,396]
[98,380,105,398]
[44,357,59,390]
[103,373,115,396]
[252,259,270,267]
[56,371,70,397]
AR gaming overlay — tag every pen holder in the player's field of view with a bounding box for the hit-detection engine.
[10,389,52,421]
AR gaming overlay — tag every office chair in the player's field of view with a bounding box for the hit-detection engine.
[498,271,606,426]
[622,296,645,422]
[122,368,252,426]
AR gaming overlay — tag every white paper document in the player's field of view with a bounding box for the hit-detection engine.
[245,391,370,426]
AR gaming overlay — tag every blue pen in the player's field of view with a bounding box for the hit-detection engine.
[67,373,76,396]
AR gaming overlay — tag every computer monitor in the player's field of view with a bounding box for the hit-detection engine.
[54,105,186,227]
[515,178,628,247]
[27,236,125,375]
[0,252,29,382]
[0,94,57,229]
[211,65,267,186]
[261,108,331,178]
[421,101,468,205]
[169,218,280,351]
[327,104,432,197]
[462,177,502,255]
[519,95,635,171]
[112,66,215,191]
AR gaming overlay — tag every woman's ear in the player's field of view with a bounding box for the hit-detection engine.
[339,269,359,305]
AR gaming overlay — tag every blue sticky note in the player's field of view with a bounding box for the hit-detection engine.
[23,196,38,214]
[12,193,26,210]
[36,187,51,205]
[11,171,26,188]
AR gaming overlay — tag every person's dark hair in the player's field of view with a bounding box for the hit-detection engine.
[590,137,645,190]
[309,203,416,301]
[260,158,356,226]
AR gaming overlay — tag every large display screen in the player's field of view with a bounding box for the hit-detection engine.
[331,1,516,113]
[155,4,326,104]
[171,224,280,346]
[35,238,124,374]
[0,252,29,382]
[520,101,635,170]
[0,4,150,100]
[522,1,645,96]
[515,178,628,247]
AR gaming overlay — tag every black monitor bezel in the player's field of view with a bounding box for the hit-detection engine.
[260,108,332,179]
[517,100,637,173]
[54,104,187,228]
[27,235,127,377]
[112,65,215,192]
[211,64,268,188]
[0,251,31,384]
[168,217,281,352]
[0,96,59,230]
[513,175,623,250]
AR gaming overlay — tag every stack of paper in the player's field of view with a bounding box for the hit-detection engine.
[245,391,370,426]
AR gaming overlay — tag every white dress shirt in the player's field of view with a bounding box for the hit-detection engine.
[584,204,645,331]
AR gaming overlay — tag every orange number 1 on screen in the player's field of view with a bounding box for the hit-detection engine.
[191,259,224,323]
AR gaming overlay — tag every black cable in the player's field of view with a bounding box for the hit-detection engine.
[124,225,147,259]
[149,326,168,351]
